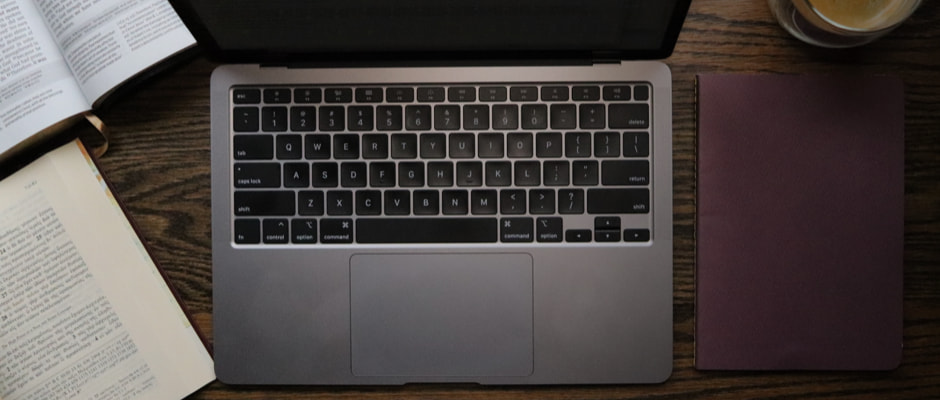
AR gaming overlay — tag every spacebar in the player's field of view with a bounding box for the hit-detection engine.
[356,218,498,243]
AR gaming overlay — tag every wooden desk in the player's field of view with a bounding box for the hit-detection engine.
[86,1,940,398]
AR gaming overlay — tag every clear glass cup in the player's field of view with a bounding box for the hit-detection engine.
[768,0,921,48]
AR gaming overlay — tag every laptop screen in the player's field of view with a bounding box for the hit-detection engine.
[170,0,691,63]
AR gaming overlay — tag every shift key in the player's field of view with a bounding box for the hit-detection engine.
[587,188,649,213]
[235,191,295,215]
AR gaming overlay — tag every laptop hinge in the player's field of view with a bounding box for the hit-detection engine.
[591,51,624,65]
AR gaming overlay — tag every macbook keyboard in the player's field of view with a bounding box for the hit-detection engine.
[229,83,654,244]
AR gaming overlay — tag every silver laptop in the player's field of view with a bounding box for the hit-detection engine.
[171,0,689,385]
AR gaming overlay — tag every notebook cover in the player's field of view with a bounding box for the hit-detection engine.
[695,74,904,370]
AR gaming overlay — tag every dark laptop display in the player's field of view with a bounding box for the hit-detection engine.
[172,0,689,62]
[170,0,690,385]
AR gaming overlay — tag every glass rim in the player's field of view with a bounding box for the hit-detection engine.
[795,0,922,33]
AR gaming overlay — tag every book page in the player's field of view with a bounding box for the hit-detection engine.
[33,0,196,105]
[0,0,90,159]
[0,140,214,400]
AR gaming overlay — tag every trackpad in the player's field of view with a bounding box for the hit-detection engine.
[350,253,534,378]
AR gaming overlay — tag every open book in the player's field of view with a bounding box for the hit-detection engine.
[0,139,215,399]
[0,0,196,162]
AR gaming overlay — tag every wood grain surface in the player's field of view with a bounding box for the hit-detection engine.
[81,1,939,398]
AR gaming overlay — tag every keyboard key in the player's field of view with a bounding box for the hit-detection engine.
[572,161,599,186]
[463,105,489,130]
[233,107,259,132]
[356,218,497,243]
[633,85,650,101]
[387,87,415,102]
[594,131,620,157]
[290,106,316,131]
[536,217,563,242]
[261,107,288,131]
[327,191,353,215]
[510,86,538,101]
[609,104,650,129]
[427,161,454,187]
[405,105,432,130]
[234,163,280,188]
[324,88,353,103]
[595,217,621,230]
[341,162,367,187]
[369,162,396,187]
[529,189,555,214]
[543,161,569,186]
[263,219,289,243]
[442,190,469,215]
[233,135,273,159]
[398,162,424,186]
[320,218,353,243]
[283,162,309,187]
[564,132,591,158]
[478,133,505,158]
[294,88,321,103]
[541,86,569,101]
[356,190,382,215]
[234,219,260,243]
[521,104,548,129]
[479,86,507,102]
[558,189,584,214]
[449,134,475,158]
[565,229,592,242]
[420,133,447,158]
[595,229,621,242]
[603,85,631,101]
[362,134,389,159]
[485,161,512,186]
[623,132,650,157]
[579,104,606,129]
[500,189,526,214]
[235,191,295,216]
[536,132,563,158]
[471,190,498,214]
[456,161,483,187]
[291,219,318,243]
[624,229,651,242]
[276,135,302,159]
[263,88,291,104]
[449,86,476,102]
[319,106,345,131]
[571,86,600,101]
[312,162,338,187]
[492,105,518,130]
[601,160,649,185]
[233,89,260,104]
[348,106,374,131]
[417,87,445,102]
[304,134,331,159]
[384,190,410,215]
[514,161,540,186]
[587,188,649,214]
[550,104,577,129]
[434,105,461,130]
[501,217,534,242]
[298,191,324,215]
[355,87,383,103]
[391,134,418,158]
[377,105,403,130]
[413,190,440,215]
[333,134,359,159]
[507,133,533,158]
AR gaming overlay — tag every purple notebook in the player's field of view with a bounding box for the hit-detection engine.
[695,74,904,370]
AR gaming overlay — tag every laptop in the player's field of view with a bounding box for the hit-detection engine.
[170,0,690,385]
